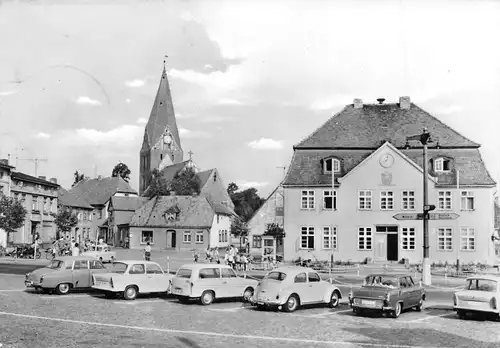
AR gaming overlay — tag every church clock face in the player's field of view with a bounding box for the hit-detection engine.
[379,153,395,168]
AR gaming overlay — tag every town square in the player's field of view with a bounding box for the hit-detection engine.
[1,0,500,347]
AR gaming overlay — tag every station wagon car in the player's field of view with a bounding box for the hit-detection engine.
[82,245,116,263]
[250,266,343,313]
[170,263,259,305]
[92,260,173,300]
[349,274,426,318]
[24,256,108,295]
[453,275,500,321]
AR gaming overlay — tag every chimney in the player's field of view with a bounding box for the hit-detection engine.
[49,178,57,184]
[399,96,411,110]
[0,159,7,165]
[377,98,385,104]
[38,176,46,180]
[170,191,176,196]
[353,98,363,109]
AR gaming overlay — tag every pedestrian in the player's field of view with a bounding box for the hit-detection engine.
[144,242,151,261]
[194,250,199,263]
[214,247,220,264]
[205,247,211,262]
[72,243,80,257]
[240,254,248,271]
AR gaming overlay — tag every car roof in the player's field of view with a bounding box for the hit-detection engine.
[54,256,97,262]
[269,266,318,274]
[111,260,161,265]
[366,273,413,278]
[178,263,233,270]
[466,275,500,281]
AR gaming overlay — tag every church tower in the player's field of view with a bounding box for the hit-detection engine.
[139,61,183,195]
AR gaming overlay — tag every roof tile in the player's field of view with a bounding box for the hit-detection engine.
[69,176,137,206]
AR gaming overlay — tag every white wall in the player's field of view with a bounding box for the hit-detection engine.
[209,213,231,249]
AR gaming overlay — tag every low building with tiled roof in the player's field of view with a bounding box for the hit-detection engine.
[128,194,233,250]
[108,196,148,247]
[282,96,497,264]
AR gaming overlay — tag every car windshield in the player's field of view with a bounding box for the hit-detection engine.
[466,279,498,292]
[363,275,399,289]
[265,271,287,281]
[47,260,64,269]
[176,268,192,278]
[109,262,128,274]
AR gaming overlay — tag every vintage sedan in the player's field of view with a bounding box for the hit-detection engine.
[92,260,173,300]
[81,245,116,263]
[454,275,500,321]
[349,274,426,318]
[250,266,343,312]
[24,256,108,295]
[170,263,259,305]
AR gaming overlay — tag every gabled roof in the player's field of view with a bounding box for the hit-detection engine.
[295,102,480,149]
[58,188,93,209]
[247,184,283,224]
[208,201,236,216]
[114,211,136,226]
[11,171,59,188]
[160,160,191,182]
[196,169,214,187]
[70,176,137,206]
[110,196,148,211]
[130,196,215,228]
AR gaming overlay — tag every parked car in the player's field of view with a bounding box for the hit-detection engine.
[24,256,108,295]
[81,245,116,263]
[349,274,426,318]
[91,260,173,300]
[249,266,342,312]
[453,275,500,320]
[170,263,258,305]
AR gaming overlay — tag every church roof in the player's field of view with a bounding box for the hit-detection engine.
[143,66,182,152]
[295,101,480,149]
[70,176,137,206]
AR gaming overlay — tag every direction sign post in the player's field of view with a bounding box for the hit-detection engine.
[428,213,459,220]
[393,212,460,221]
[393,213,423,221]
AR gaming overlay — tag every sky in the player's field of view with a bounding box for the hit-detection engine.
[0,0,499,198]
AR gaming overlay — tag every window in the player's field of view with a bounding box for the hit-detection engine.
[460,228,475,251]
[129,264,145,274]
[199,268,220,279]
[177,268,192,279]
[74,260,89,270]
[88,211,92,221]
[83,213,87,221]
[300,226,315,249]
[294,273,307,283]
[438,191,452,210]
[90,260,105,269]
[401,227,416,250]
[109,262,128,274]
[323,158,340,174]
[77,213,82,221]
[141,230,153,244]
[358,190,372,210]
[380,191,394,210]
[358,227,372,250]
[323,190,337,210]
[437,228,453,251]
[466,279,497,292]
[252,236,262,248]
[460,191,474,210]
[195,231,204,243]
[308,272,321,282]
[301,190,315,210]
[323,226,337,249]
[221,268,237,278]
[402,191,415,210]
[65,262,74,270]
[32,196,38,210]
[224,230,228,242]
[399,277,410,288]
[183,231,192,243]
[146,264,164,274]
[434,158,451,172]
[265,271,286,281]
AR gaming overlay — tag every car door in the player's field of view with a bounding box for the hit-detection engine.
[220,267,240,297]
[197,267,221,297]
[307,272,324,302]
[145,263,167,292]
[89,260,108,276]
[398,277,413,308]
[293,272,310,303]
[72,260,90,288]
[406,276,421,305]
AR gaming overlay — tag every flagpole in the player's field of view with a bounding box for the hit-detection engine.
[456,169,460,271]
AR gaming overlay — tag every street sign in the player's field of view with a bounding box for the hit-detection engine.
[428,213,460,220]
[424,204,436,212]
[393,213,423,221]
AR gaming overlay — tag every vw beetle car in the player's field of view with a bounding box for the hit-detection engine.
[24,256,108,295]
[250,266,343,312]
[171,263,258,305]
[453,275,500,321]
[92,260,173,300]
[349,274,426,318]
[81,245,116,263]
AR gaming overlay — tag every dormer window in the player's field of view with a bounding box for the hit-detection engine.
[323,158,340,174]
[434,158,451,172]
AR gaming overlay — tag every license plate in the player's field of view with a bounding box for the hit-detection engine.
[174,288,183,294]
[467,301,481,306]
[24,281,33,287]
[95,281,106,286]
[362,300,377,307]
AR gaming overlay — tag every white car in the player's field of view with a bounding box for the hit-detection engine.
[250,266,343,312]
[82,245,116,263]
[454,275,500,321]
[170,263,259,305]
[92,260,173,300]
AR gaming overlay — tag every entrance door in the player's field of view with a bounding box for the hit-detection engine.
[374,234,386,261]
[386,233,398,261]
[166,230,176,249]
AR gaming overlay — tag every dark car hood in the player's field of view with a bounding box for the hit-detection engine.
[353,286,393,299]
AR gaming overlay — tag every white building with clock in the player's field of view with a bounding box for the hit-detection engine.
[281,96,497,265]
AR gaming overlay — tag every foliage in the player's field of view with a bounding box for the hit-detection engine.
[230,217,249,248]
[72,171,87,187]
[144,169,170,198]
[54,206,78,237]
[170,167,200,195]
[111,162,131,182]
[264,222,285,238]
[226,182,265,222]
[0,195,27,245]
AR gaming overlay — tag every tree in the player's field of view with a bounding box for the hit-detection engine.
[54,206,78,239]
[227,182,239,196]
[72,171,86,187]
[0,195,27,245]
[170,167,201,195]
[144,169,170,198]
[230,217,249,249]
[111,162,131,182]
[227,183,265,222]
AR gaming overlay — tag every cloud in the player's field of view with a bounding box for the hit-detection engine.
[35,132,51,139]
[136,118,147,124]
[237,181,269,190]
[75,96,101,106]
[438,105,463,115]
[217,98,245,105]
[125,98,131,104]
[310,94,355,110]
[74,125,142,144]
[248,138,283,150]
[125,79,146,88]
[0,90,17,96]
[180,11,199,23]
[178,127,211,139]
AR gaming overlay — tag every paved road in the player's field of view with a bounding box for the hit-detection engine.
[0,274,497,348]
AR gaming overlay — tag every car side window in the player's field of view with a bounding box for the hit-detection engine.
[146,264,164,274]
[74,260,89,270]
[405,277,414,287]
[308,272,321,282]
[199,268,220,279]
[90,260,105,269]
[294,272,306,283]
[129,264,145,274]
[221,268,237,278]
[65,261,74,270]
[399,277,409,288]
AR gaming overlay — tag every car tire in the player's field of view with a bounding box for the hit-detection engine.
[243,287,254,302]
[123,286,138,301]
[283,294,299,313]
[110,256,115,263]
[391,302,402,318]
[99,257,103,263]
[415,298,423,312]
[55,283,71,295]
[328,290,340,308]
[457,310,466,320]
[200,290,215,305]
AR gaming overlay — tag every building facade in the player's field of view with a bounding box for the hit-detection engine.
[0,160,15,246]
[108,196,148,247]
[282,97,497,265]
[57,188,94,242]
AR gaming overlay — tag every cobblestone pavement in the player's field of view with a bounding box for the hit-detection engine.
[0,274,497,348]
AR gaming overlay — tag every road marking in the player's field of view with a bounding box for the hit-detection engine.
[207,307,244,312]
[0,289,27,292]
[407,313,451,323]
[0,310,446,348]
[112,299,169,305]
[39,294,104,300]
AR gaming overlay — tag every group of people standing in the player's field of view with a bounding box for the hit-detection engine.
[192,245,253,271]
[50,237,108,258]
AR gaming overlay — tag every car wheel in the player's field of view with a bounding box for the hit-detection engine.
[391,302,402,318]
[243,287,254,302]
[328,290,340,308]
[283,294,299,313]
[200,290,215,305]
[99,257,103,263]
[415,298,423,312]
[55,283,71,295]
[457,310,466,320]
[110,256,115,263]
[123,286,138,300]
